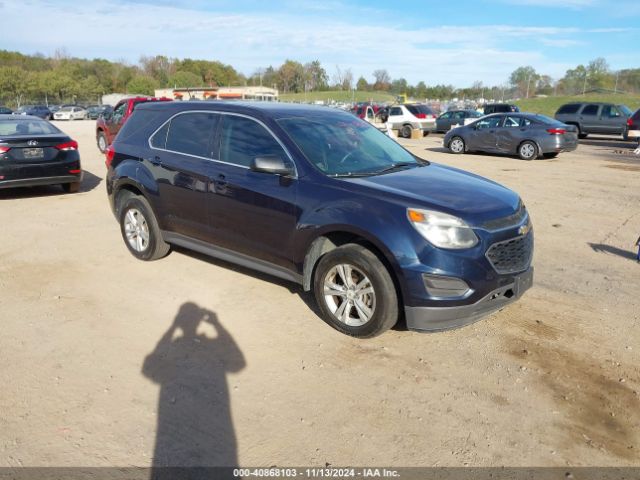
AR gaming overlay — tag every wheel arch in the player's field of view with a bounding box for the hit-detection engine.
[302,230,405,311]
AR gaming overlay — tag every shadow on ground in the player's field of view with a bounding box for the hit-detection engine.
[0,169,102,199]
[143,302,245,477]
[588,242,638,261]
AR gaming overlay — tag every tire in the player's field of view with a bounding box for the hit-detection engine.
[518,141,538,160]
[448,136,465,154]
[97,131,107,153]
[61,181,80,193]
[578,132,588,139]
[118,193,170,261]
[422,131,430,137]
[313,244,399,338]
[401,124,412,139]
[543,152,559,159]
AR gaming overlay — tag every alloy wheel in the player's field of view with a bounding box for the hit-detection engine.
[323,264,376,327]
[123,208,150,252]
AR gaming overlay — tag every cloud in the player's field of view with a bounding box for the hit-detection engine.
[0,0,631,86]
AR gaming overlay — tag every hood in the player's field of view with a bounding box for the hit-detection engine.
[347,163,520,224]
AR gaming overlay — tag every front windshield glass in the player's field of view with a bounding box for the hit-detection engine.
[619,105,632,116]
[278,115,421,176]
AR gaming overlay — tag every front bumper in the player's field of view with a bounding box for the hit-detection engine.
[405,266,533,332]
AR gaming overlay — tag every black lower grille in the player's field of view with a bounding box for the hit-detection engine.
[486,233,533,274]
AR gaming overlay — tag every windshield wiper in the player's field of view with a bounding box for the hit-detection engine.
[329,172,376,178]
[372,162,419,175]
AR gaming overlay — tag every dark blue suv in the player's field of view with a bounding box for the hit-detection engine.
[106,102,533,338]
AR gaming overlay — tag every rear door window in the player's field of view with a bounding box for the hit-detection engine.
[389,107,402,116]
[476,116,502,129]
[581,104,599,116]
[165,112,219,158]
[219,115,287,168]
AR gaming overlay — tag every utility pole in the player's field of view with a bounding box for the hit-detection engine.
[614,71,619,93]
[582,74,587,95]
[525,75,531,99]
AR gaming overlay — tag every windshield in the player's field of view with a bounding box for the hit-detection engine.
[619,105,632,116]
[0,119,62,136]
[278,115,421,176]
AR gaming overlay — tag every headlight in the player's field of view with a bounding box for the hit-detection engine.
[407,208,478,249]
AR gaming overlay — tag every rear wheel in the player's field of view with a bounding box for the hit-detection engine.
[401,124,412,138]
[61,182,80,193]
[313,244,398,338]
[118,193,170,261]
[518,141,538,160]
[449,136,465,154]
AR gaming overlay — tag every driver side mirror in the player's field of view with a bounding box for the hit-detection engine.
[250,155,294,176]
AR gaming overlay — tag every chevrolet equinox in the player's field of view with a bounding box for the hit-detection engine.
[106,102,533,338]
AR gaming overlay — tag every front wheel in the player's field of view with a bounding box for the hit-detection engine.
[118,193,170,261]
[313,244,399,338]
[518,141,538,160]
[97,131,107,153]
[401,125,412,139]
[449,136,465,154]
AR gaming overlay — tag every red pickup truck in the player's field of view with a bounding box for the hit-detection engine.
[96,97,171,152]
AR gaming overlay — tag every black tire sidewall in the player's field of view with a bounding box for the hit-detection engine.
[119,196,161,261]
[402,125,412,138]
[313,245,398,338]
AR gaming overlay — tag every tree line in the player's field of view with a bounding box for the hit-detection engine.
[0,49,638,107]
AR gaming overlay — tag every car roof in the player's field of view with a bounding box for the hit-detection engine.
[136,100,354,121]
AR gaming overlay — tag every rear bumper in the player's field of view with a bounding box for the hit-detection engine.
[0,173,83,189]
[405,267,533,332]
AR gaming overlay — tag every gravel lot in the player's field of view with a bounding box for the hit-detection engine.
[1,120,639,468]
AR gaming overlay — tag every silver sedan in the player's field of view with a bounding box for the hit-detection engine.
[443,113,578,160]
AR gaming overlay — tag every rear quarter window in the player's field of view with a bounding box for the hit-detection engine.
[556,104,580,115]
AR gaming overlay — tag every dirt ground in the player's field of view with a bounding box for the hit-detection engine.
[1,120,639,468]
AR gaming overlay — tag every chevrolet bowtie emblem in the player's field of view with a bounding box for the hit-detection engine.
[518,223,532,236]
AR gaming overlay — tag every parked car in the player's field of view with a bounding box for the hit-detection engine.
[86,105,112,120]
[444,113,578,160]
[435,110,482,132]
[554,102,633,139]
[0,106,13,115]
[387,104,437,138]
[96,96,172,153]
[483,104,519,115]
[53,106,87,121]
[106,102,533,338]
[0,114,82,192]
[15,105,53,120]
[626,108,640,143]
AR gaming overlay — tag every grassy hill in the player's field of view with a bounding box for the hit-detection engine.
[279,90,395,103]
[514,93,640,116]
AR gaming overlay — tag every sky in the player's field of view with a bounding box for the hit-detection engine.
[0,0,638,87]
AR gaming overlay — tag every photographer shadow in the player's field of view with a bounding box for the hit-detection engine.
[143,302,245,478]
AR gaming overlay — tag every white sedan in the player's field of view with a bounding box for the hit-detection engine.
[53,106,87,121]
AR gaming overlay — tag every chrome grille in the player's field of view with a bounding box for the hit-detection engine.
[486,233,533,274]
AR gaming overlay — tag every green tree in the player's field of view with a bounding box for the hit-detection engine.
[509,66,539,98]
[168,70,203,88]
[356,76,369,91]
[127,76,159,95]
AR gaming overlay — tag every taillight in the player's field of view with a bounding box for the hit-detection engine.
[415,113,426,119]
[0,146,10,154]
[627,118,633,126]
[546,128,566,135]
[55,140,78,150]
[431,114,437,119]
[105,145,115,168]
